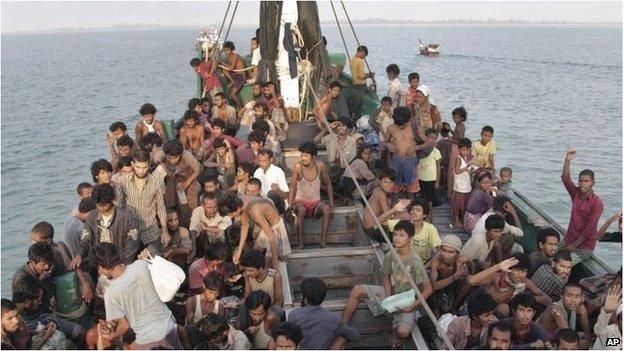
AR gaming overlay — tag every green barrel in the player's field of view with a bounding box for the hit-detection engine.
[53,271,86,320]
[162,119,176,141]
[329,53,347,67]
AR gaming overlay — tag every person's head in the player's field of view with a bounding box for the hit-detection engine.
[510,291,536,325]
[508,253,531,283]
[257,149,274,171]
[272,322,304,350]
[326,81,343,99]
[425,128,438,144]
[485,214,505,242]
[201,97,212,113]
[245,290,271,325]
[578,169,595,194]
[385,63,400,79]
[440,122,451,137]
[203,271,225,303]
[481,125,494,144]
[499,167,512,184]
[393,220,415,248]
[392,106,411,127]
[492,195,512,216]
[252,83,263,98]
[91,242,122,279]
[210,118,226,138]
[246,178,262,197]
[90,159,113,184]
[556,328,580,350]
[476,171,492,191]
[379,168,397,193]
[201,192,219,218]
[356,143,373,163]
[410,198,430,223]
[252,120,271,137]
[250,37,260,50]
[452,106,467,123]
[458,137,472,157]
[415,86,430,106]
[204,240,229,263]
[77,197,96,221]
[117,156,134,176]
[356,45,368,57]
[300,277,327,306]
[27,242,54,276]
[408,72,420,89]
[189,57,202,68]
[213,138,228,157]
[468,290,497,326]
[166,209,179,232]
[188,98,203,114]
[552,250,573,281]
[163,139,184,165]
[131,148,151,179]
[237,162,256,182]
[537,228,560,257]
[248,130,266,151]
[214,92,226,107]
[253,101,269,119]
[561,281,583,311]
[12,275,43,313]
[139,132,163,152]
[201,175,221,193]
[116,135,135,157]
[240,249,266,279]
[109,121,127,139]
[438,234,463,265]
[76,182,93,199]
[223,40,235,54]
[198,313,229,347]
[381,96,392,112]
[30,221,54,244]
[139,103,157,123]
[91,183,116,216]
[488,320,512,350]
[183,109,199,128]
[263,82,277,99]
[1,299,21,334]
[298,141,318,166]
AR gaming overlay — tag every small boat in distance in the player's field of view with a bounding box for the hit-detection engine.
[419,38,440,56]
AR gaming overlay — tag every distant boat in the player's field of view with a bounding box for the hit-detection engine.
[419,38,440,56]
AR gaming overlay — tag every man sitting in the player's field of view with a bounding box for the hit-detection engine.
[163,209,193,270]
[253,149,289,215]
[528,228,560,277]
[190,192,232,257]
[531,250,573,301]
[445,290,497,349]
[501,292,548,349]
[428,235,471,315]
[538,282,591,349]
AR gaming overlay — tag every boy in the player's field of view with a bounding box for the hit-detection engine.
[502,292,548,349]
[70,182,92,216]
[531,250,573,301]
[555,329,580,350]
[408,198,440,264]
[107,121,128,148]
[203,137,235,186]
[135,103,166,146]
[313,81,345,125]
[342,220,432,348]
[538,282,591,349]
[418,128,442,221]
[385,63,403,109]
[471,196,524,261]
[428,235,471,315]
[445,290,497,349]
[271,322,303,350]
[179,109,205,159]
[497,167,514,194]
[201,119,244,159]
[220,41,246,109]
[370,96,394,157]
[188,240,229,296]
[240,249,283,306]
[472,125,496,172]
[315,116,358,170]
[90,159,113,185]
[109,135,134,172]
[403,72,420,112]
[229,162,257,196]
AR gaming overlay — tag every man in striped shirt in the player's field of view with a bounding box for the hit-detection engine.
[116,148,169,254]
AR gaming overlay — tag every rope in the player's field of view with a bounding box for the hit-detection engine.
[223,1,240,45]
[217,65,253,73]
[305,80,455,350]
[330,1,351,63]
[339,1,377,91]
[211,1,232,62]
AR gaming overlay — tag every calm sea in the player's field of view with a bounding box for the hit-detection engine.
[1,25,621,296]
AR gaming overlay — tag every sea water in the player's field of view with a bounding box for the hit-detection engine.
[1,25,621,296]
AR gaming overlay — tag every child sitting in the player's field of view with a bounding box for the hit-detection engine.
[452,138,474,229]
[185,271,225,325]
[472,125,496,173]
[497,167,513,195]
[240,249,283,306]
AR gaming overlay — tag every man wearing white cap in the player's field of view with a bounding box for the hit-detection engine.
[428,234,472,314]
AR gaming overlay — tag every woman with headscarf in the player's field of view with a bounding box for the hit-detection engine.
[340,143,380,199]
[414,85,442,132]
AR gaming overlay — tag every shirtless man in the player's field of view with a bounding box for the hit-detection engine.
[289,142,334,249]
[135,103,166,146]
[385,107,434,197]
[179,109,205,159]
[361,168,411,242]
[220,41,246,109]
[313,81,343,126]
[428,235,471,315]
[220,192,291,270]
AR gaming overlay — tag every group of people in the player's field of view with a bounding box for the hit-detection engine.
[2,36,622,351]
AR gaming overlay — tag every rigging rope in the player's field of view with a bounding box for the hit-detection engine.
[210,1,233,62]
[223,1,240,45]
[329,1,351,63]
[339,1,377,91]
[305,80,455,351]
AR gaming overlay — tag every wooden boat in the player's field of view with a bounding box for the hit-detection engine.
[419,39,440,56]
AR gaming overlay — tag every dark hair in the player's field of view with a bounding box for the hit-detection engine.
[579,169,595,181]
[204,240,229,261]
[251,37,260,44]
[116,135,135,149]
[201,192,217,205]
[1,298,17,314]
[189,57,201,67]
[78,197,97,213]
[554,250,573,264]
[248,177,262,189]
[257,149,274,159]
[140,132,163,149]
[510,253,531,271]
[215,92,227,100]
[381,96,392,104]
[356,45,368,56]
[392,107,411,126]
[211,119,226,130]
[440,122,451,137]
[393,220,415,238]
[510,291,536,312]
[219,192,244,214]
[488,319,513,338]
[76,182,92,195]
[188,98,202,110]
[203,271,225,295]
[132,148,151,163]
[223,41,235,50]
[492,195,512,213]
[556,328,579,345]
[183,109,199,122]
[272,322,304,346]
[31,221,54,239]
[385,63,400,75]
[201,96,212,104]
[91,184,116,205]
[202,175,220,186]
[300,277,327,306]
[238,162,257,177]
[537,228,559,246]
[240,249,266,269]
[298,141,318,157]
[500,167,512,176]
[458,137,472,149]
[379,168,396,182]
[407,72,420,81]
[90,159,113,183]
[485,214,506,231]
[563,281,582,294]
[12,275,41,304]
[109,121,127,132]
[248,130,266,144]
[337,116,354,130]
[92,243,122,270]
[254,101,269,114]
[411,197,430,217]
[425,128,438,137]
[163,140,184,156]
[475,171,492,184]
[213,137,227,150]
[117,155,133,170]
[139,103,157,116]
[468,290,496,320]
[245,290,271,311]
[482,125,494,134]
[452,106,467,121]
[328,81,343,90]
[199,313,229,339]
[252,120,271,135]
[28,242,53,265]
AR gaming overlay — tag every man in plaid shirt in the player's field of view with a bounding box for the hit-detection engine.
[531,250,573,301]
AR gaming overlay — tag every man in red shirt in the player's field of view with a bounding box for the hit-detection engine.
[561,149,604,265]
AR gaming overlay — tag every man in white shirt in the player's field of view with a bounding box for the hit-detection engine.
[461,214,506,266]
[249,37,261,84]
[253,149,289,214]
[189,192,232,259]
[386,63,403,109]
[472,196,524,258]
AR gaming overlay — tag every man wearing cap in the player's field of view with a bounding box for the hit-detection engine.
[428,234,472,314]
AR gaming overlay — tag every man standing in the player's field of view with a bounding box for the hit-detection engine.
[253,149,289,215]
[348,45,374,118]
[385,64,403,109]
[92,243,181,349]
[116,149,169,254]
[561,149,604,265]
[162,139,201,219]
[63,197,96,257]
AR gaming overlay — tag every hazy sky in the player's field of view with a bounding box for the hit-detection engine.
[2,1,622,32]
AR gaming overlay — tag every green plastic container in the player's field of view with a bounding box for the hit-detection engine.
[54,271,86,319]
